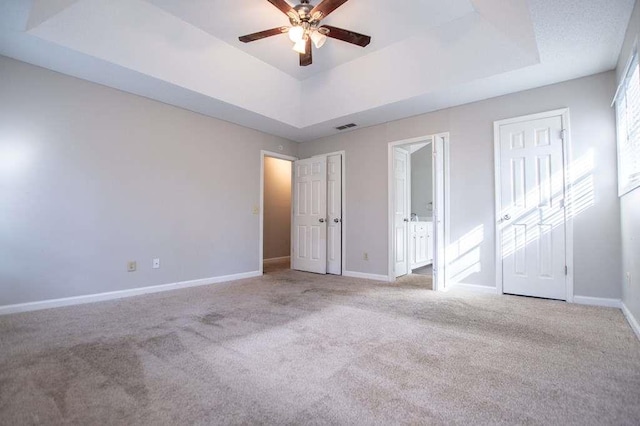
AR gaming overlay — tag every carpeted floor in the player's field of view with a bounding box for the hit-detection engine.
[1,267,639,425]
[397,273,433,289]
[411,264,433,277]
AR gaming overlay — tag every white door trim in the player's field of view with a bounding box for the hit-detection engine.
[387,134,450,290]
[493,108,574,302]
[259,150,298,275]
[434,132,451,292]
[313,151,347,275]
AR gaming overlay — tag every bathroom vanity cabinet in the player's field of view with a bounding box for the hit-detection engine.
[410,221,433,269]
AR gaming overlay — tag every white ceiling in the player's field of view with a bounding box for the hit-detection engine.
[0,0,634,142]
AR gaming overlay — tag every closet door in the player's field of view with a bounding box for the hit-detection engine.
[292,157,327,274]
[327,154,342,275]
[498,114,567,300]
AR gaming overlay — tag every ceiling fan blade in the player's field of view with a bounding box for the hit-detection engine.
[323,25,371,47]
[310,0,349,19]
[300,38,312,66]
[267,0,295,15]
[239,27,288,43]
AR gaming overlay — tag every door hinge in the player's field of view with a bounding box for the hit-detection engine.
[565,265,568,275]
[560,129,567,141]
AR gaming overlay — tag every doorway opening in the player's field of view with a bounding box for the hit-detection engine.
[260,151,297,275]
[388,134,449,290]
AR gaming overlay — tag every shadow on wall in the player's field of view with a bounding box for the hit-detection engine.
[447,150,595,285]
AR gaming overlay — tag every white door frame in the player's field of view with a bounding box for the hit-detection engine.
[313,151,347,274]
[493,108,574,302]
[259,150,298,275]
[387,134,450,290]
[434,133,451,293]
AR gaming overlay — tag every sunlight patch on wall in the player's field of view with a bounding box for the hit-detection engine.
[447,225,484,284]
[566,149,595,218]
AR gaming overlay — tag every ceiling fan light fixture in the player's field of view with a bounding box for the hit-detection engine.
[310,30,327,49]
[288,25,304,43]
[238,0,372,66]
[293,39,307,54]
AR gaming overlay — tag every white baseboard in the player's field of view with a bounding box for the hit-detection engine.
[342,271,389,282]
[622,302,640,340]
[573,296,622,309]
[0,271,261,316]
[447,283,498,294]
[263,256,290,264]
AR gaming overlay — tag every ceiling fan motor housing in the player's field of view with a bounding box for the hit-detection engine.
[292,1,313,23]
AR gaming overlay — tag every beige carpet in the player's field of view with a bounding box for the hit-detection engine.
[397,273,433,289]
[1,267,639,425]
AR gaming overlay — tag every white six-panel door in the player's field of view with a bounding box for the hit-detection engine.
[394,148,410,277]
[327,154,342,275]
[498,115,567,300]
[292,157,328,274]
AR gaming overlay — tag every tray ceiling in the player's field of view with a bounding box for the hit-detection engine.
[0,0,634,141]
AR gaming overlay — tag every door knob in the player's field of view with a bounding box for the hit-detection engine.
[404,218,409,222]
[503,214,511,220]
[319,218,325,223]
[333,218,341,223]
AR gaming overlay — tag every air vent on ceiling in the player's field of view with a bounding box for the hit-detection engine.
[335,123,357,131]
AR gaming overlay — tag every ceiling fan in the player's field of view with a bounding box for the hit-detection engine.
[238,0,371,67]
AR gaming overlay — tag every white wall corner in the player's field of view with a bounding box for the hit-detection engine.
[0,271,261,316]
[622,302,640,340]
[573,296,622,309]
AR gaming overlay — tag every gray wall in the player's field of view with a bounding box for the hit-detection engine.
[299,72,622,299]
[263,157,291,259]
[617,0,640,323]
[0,56,297,306]
[0,54,626,306]
[411,144,433,219]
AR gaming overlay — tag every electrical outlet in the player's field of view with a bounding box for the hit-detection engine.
[363,252,369,261]
[252,206,260,215]
[153,258,160,269]
[127,261,137,272]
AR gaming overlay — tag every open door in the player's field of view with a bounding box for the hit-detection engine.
[393,147,410,278]
[292,157,327,274]
[388,134,448,287]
